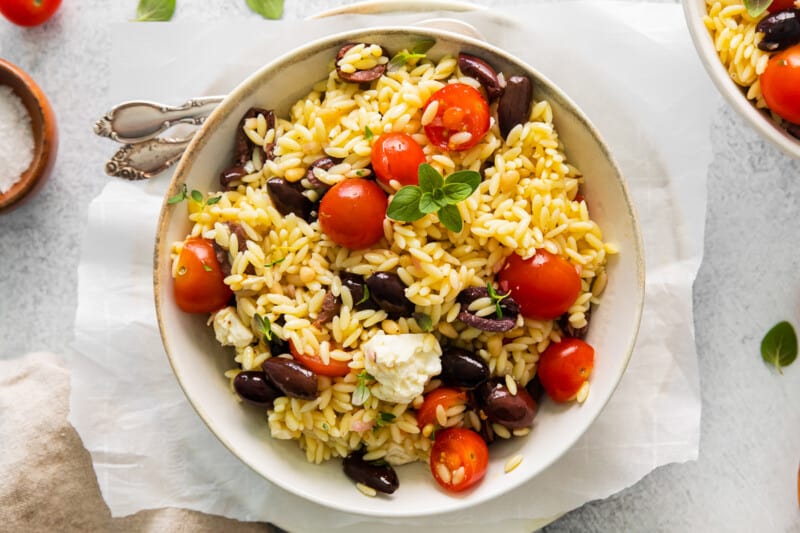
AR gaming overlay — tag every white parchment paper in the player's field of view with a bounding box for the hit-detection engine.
[70,3,716,531]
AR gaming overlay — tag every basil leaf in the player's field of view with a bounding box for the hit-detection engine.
[136,0,175,21]
[419,192,445,214]
[387,186,424,221]
[761,320,797,373]
[411,38,436,55]
[743,0,772,17]
[246,0,284,19]
[365,126,374,141]
[413,312,433,332]
[418,163,444,193]
[442,182,474,203]
[437,204,463,232]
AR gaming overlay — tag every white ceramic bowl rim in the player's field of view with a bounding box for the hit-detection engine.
[155,25,645,517]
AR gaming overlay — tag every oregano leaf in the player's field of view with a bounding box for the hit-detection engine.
[418,163,444,193]
[387,186,424,221]
[761,320,797,374]
[437,204,463,232]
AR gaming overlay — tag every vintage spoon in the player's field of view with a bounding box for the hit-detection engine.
[104,136,193,180]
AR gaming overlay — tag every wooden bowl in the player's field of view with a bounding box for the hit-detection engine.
[0,58,58,213]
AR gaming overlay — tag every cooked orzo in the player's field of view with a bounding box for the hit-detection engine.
[170,39,614,495]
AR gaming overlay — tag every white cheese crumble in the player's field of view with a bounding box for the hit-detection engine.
[362,332,441,404]
[211,307,254,348]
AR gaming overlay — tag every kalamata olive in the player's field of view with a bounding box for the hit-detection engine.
[343,450,399,494]
[335,43,387,83]
[558,306,591,339]
[267,177,313,221]
[458,53,505,101]
[365,272,414,317]
[219,165,248,189]
[757,9,800,52]
[233,108,274,164]
[525,375,544,404]
[233,371,283,408]
[456,286,519,332]
[475,377,537,429]
[439,347,490,389]
[305,156,341,193]
[313,291,340,327]
[340,272,379,311]
[497,75,533,139]
[262,358,318,400]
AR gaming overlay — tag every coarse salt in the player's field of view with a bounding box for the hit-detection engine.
[0,85,34,193]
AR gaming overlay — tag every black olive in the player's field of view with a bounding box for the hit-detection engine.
[267,177,313,221]
[262,358,318,400]
[233,371,282,408]
[335,43,387,83]
[456,286,519,332]
[757,9,800,52]
[439,347,490,389]
[475,377,537,429]
[458,53,505,101]
[343,451,399,494]
[497,75,533,139]
[365,272,414,318]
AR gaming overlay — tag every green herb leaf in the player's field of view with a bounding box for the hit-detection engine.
[322,422,330,431]
[136,0,175,21]
[443,182,475,202]
[743,0,772,17]
[411,38,436,55]
[375,412,396,427]
[353,370,373,406]
[761,320,797,374]
[413,312,433,332]
[245,0,284,19]
[437,203,463,233]
[356,283,371,305]
[387,186,424,221]
[355,169,369,177]
[265,257,285,267]
[202,263,213,272]
[206,195,222,206]
[487,283,510,318]
[253,313,273,342]
[365,126,374,141]
[444,169,481,193]
[190,190,204,203]
[418,163,444,193]
[167,184,188,204]
[419,191,444,214]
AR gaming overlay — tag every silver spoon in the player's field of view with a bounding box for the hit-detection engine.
[104,136,193,180]
[94,96,224,144]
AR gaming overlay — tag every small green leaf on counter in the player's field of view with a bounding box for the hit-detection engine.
[743,0,772,18]
[167,184,188,204]
[246,0,284,20]
[761,320,797,374]
[365,126,374,141]
[413,312,433,332]
[136,0,176,21]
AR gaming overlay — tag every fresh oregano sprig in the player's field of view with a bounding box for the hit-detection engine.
[486,283,511,319]
[253,313,273,342]
[386,163,480,233]
[352,370,373,406]
[135,0,284,21]
[167,184,221,207]
[388,38,436,71]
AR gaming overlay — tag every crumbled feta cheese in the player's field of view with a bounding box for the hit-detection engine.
[212,307,254,348]
[363,332,442,404]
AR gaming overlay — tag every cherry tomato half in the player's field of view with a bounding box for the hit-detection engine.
[430,428,489,492]
[760,44,800,125]
[416,388,468,429]
[318,179,388,250]
[537,338,595,403]
[173,237,233,314]
[371,132,426,189]
[0,0,61,26]
[289,339,351,377]
[497,250,581,320]
[423,83,490,151]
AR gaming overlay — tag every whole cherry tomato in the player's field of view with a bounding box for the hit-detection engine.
[289,339,351,377]
[497,250,581,320]
[423,83,490,151]
[768,0,796,13]
[416,388,468,429]
[537,337,595,403]
[371,132,426,189]
[429,428,489,492]
[173,237,233,314]
[0,0,61,26]
[318,178,388,250]
[760,44,800,125]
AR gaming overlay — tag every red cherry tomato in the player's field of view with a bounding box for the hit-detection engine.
[537,338,595,403]
[0,0,61,26]
[497,250,581,320]
[760,44,800,125]
[371,132,426,188]
[423,83,490,151]
[416,388,468,429]
[318,179,387,250]
[429,428,489,492]
[173,237,233,314]
[768,0,796,12]
[289,340,351,377]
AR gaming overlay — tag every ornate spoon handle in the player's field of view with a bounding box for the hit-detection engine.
[94,96,224,144]
[104,136,194,180]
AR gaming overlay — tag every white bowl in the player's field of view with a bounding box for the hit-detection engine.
[154,27,645,517]
[682,0,800,159]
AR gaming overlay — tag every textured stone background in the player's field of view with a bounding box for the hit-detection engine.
[1,0,799,531]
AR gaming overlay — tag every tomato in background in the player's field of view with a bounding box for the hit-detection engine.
[289,339,351,377]
[430,428,489,492]
[537,337,595,403]
[760,44,800,125]
[423,83,490,151]
[0,0,61,26]
[173,237,233,314]
[416,388,467,429]
[497,250,581,320]
[371,132,426,189]
[318,178,388,250]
